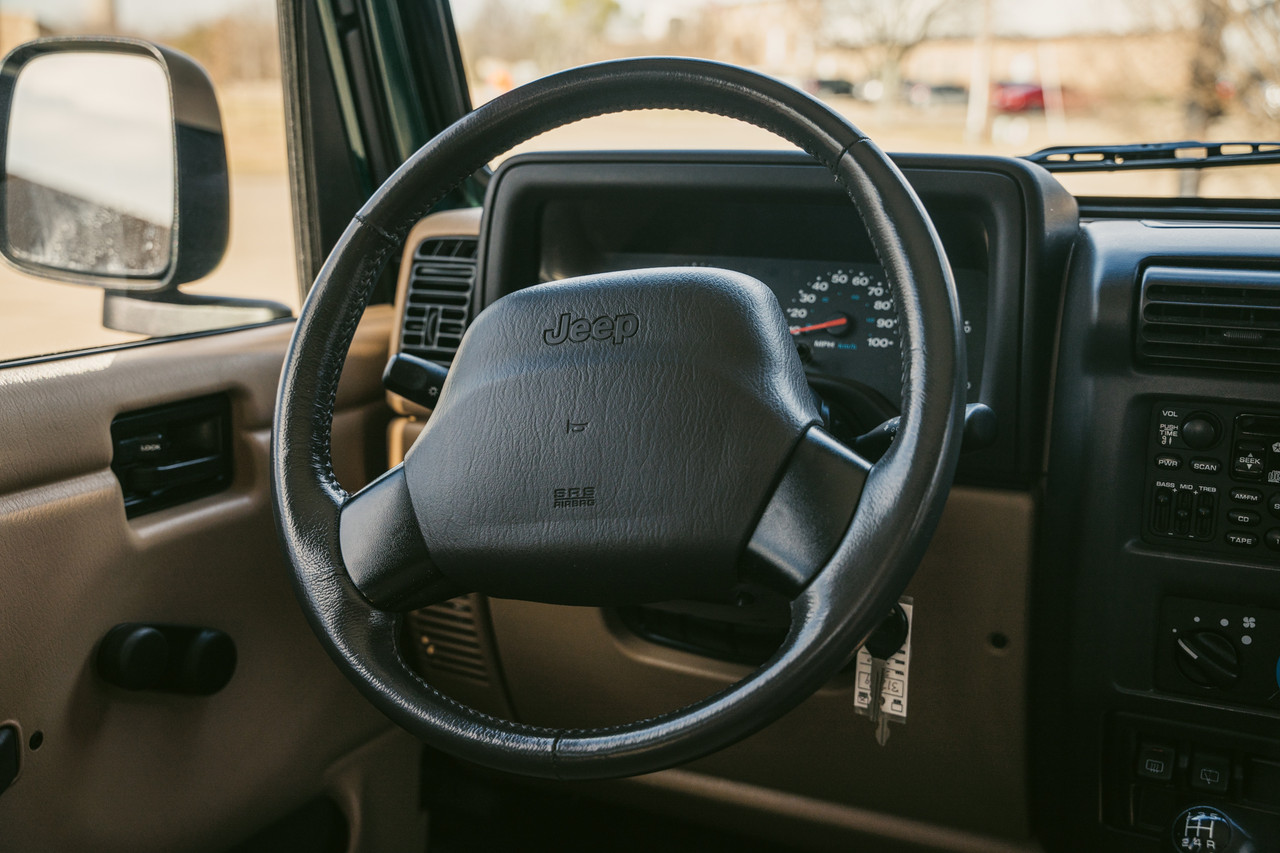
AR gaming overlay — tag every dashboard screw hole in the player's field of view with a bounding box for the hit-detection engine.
[28,730,43,750]
[988,632,1009,651]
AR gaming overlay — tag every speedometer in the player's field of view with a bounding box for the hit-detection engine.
[594,252,985,406]
[785,264,901,378]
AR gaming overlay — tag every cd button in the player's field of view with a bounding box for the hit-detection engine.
[1228,509,1260,526]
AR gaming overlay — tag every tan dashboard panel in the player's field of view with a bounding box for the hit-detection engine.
[387,207,483,418]
[488,487,1035,849]
[0,309,417,853]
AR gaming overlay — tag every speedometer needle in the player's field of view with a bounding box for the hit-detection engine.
[790,317,849,335]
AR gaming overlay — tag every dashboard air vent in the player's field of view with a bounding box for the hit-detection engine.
[1138,266,1280,370]
[400,236,477,362]
[405,597,489,684]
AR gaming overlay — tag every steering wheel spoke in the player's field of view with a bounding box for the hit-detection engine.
[743,427,871,595]
[339,464,461,611]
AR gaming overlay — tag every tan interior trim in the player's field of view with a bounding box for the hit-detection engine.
[324,728,429,853]
[487,486,1036,847]
[387,207,483,418]
[0,308,407,852]
[597,768,1045,853]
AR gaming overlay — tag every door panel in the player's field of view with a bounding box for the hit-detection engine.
[0,307,419,853]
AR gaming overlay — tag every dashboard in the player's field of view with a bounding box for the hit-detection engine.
[479,151,1076,485]
[387,150,1280,852]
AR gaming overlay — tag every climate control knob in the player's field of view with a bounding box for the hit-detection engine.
[1180,414,1220,450]
[1174,630,1240,688]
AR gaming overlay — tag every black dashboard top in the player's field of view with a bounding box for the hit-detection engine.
[478,150,1078,486]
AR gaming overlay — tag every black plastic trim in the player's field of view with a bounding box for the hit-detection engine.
[478,150,1078,487]
[110,393,232,518]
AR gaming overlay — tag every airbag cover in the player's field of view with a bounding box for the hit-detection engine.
[402,267,820,604]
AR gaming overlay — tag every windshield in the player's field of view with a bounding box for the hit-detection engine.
[452,0,1280,199]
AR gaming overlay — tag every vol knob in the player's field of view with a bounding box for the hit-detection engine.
[1175,631,1240,688]
[1180,414,1220,450]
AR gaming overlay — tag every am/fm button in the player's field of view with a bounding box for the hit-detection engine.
[1190,458,1221,474]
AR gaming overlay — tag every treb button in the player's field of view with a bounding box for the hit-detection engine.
[1189,458,1221,474]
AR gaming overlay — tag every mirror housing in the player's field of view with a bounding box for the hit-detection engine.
[0,37,291,335]
[0,37,229,290]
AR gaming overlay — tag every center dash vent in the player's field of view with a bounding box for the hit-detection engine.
[1138,266,1280,371]
[405,597,490,684]
[400,236,477,362]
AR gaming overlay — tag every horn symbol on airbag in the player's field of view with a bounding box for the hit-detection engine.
[543,312,639,345]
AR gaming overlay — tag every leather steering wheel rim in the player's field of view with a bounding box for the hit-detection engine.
[271,57,965,780]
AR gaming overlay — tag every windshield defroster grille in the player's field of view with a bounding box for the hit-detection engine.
[400,236,477,362]
[1138,266,1280,371]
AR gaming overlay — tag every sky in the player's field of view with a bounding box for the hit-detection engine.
[3,0,1176,40]
[1,0,272,36]
[447,0,1171,39]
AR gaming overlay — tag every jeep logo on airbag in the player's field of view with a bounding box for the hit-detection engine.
[543,312,639,345]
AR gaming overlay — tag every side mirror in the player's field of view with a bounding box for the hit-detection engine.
[0,38,290,335]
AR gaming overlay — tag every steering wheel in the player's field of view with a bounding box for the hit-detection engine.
[272,57,965,780]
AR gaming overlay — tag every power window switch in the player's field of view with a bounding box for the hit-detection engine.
[1137,742,1175,782]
